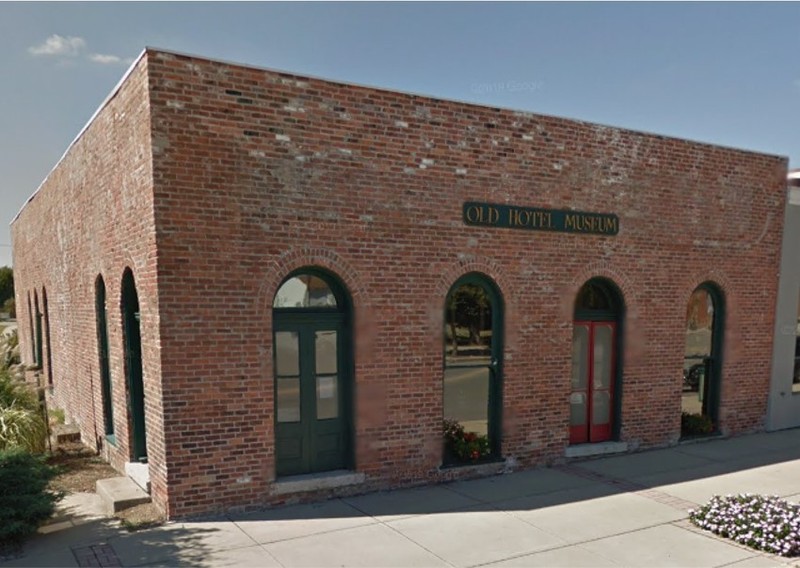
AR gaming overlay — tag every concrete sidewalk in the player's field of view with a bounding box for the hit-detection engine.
[8,429,800,567]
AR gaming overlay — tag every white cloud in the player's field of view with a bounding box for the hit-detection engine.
[28,34,86,57]
[28,34,132,66]
[89,53,121,65]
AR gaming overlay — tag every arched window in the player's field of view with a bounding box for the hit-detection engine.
[272,269,353,477]
[682,283,724,437]
[443,273,503,464]
[570,278,624,445]
[96,276,114,438]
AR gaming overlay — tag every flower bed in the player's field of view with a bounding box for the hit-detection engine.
[689,494,800,557]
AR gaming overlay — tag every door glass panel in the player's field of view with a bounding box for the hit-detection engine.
[315,330,337,375]
[277,377,301,422]
[571,326,589,390]
[443,366,489,436]
[316,375,338,419]
[593,326,612,389]
[592,390,611,425]
[275,331,300,376]
[570,392,587,426]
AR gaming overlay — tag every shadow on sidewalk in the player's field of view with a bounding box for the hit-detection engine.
[227,428,800,525]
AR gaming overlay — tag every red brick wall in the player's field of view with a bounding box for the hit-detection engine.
[145,50,787,517]
[14,48,788,519]
[11,58,170,511]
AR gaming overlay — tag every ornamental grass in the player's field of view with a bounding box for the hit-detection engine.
[689,494,800,557]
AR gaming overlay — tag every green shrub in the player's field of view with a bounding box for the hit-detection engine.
[1,330,19,370]
[2,298,15,319]
[681,411,714,437]
[0,369,46,453]
[0,449,62,551]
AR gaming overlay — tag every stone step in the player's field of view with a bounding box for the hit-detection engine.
[50,423,81,446]
[96,477,151,514]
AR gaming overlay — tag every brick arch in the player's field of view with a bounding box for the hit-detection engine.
[433,256,517,352]
[680,269,732,309]
[109,253,150,320]
[563,261,640,322]
[255,246,369,324]
[435,257,514,308]
[680,268,741,369]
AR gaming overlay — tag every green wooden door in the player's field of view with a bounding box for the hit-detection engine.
[274,315,350,476]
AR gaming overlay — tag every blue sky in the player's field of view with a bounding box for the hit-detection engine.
[1,2,799,268]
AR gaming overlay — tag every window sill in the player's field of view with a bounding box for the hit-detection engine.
[679,431,724,444]
[272,470,365,495]
[565,441,628,458]
[439,456,508,474]
[105,434,117,447]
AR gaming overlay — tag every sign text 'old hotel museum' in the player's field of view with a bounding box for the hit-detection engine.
[463,202,619,236]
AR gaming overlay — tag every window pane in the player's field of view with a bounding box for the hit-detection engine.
[274,275,337,308]
[570,392,587,426]
[592,391,611,425]
[571,326,589,390]
[277,377,301,422]
[576,282,611,311]
[686,289,714,357]
[275,331,299,376]
[316,375,338,419]
[683,288,714,415]
[593,326,612,389]
[316,330,337,375]
[445,283,492,365]
[443,366,489,436]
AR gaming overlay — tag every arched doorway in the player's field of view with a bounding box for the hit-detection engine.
[121,268,146,462]
[443,273,503,463]
[570,278,624,445]
[682,283,724,436]
[272,269,353,477]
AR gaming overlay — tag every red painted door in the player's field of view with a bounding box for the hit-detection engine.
[570,321,616,444]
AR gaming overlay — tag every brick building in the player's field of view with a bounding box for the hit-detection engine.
[11,48,789,519]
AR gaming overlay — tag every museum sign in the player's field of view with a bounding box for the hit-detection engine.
[463,201,619,236]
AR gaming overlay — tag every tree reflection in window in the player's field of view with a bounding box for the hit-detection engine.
[445,283,492,364]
